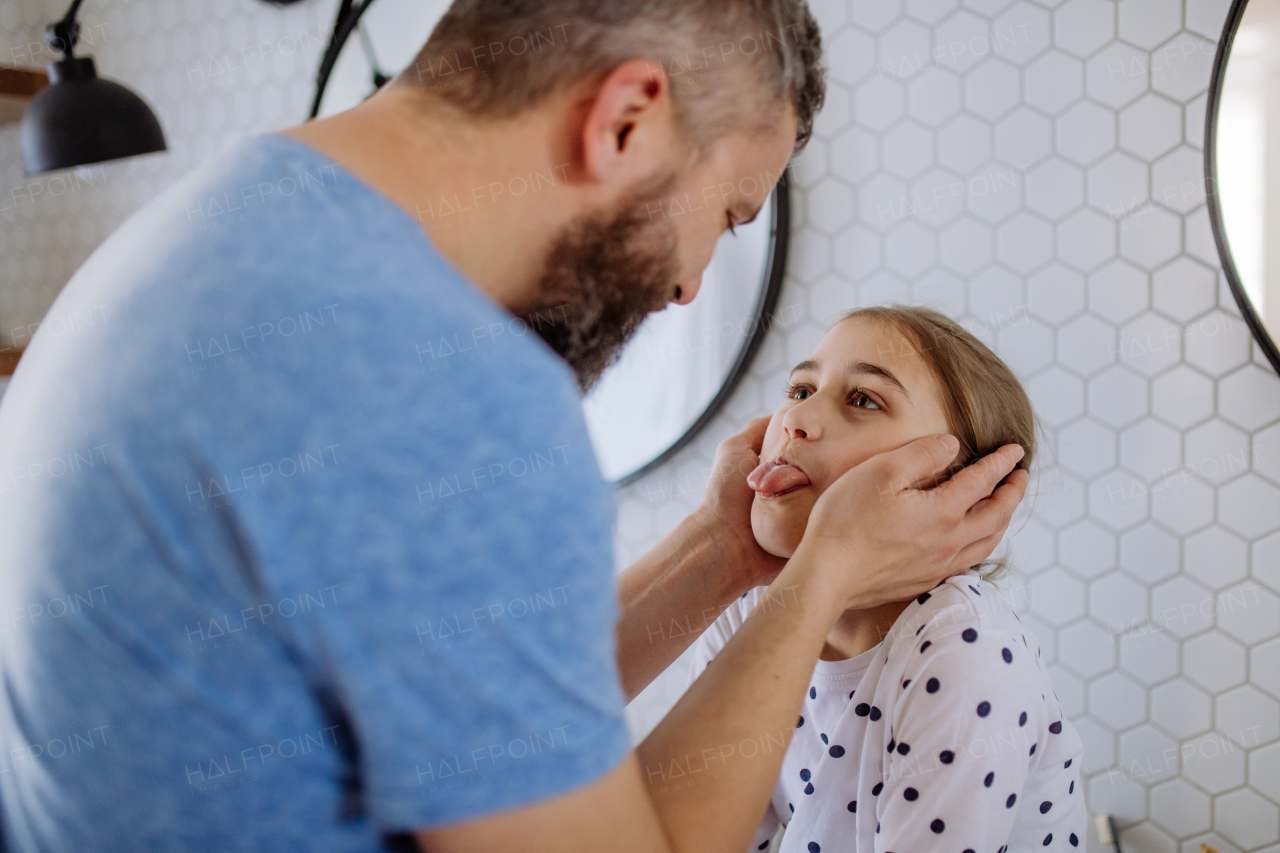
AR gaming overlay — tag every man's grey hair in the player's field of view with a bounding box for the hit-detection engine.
[394,0,826,156]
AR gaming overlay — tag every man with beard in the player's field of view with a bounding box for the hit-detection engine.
[0,2,1029,852]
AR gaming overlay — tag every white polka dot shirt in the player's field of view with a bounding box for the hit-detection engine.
[688,572,1087,853]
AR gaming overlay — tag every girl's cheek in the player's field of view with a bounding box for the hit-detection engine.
[760,420,784,454]
[749,501,768,541]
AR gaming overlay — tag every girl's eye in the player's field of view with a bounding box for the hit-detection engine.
[785,383,810,400]
[850,391,880,410]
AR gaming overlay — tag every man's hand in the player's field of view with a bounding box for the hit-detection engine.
[794,434,1029,612]
[686,416,787,596]
[614,418,788,701]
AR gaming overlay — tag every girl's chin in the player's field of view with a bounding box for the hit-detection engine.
[750,504,807,560]
[758,540,796,559]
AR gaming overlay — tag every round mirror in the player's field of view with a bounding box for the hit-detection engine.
[1207,0,1280,374]
[310,0,791,484]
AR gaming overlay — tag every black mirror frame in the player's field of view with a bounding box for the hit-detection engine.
[310,0,370,120]
[1205,0,1280,375]
[305,0,793,487]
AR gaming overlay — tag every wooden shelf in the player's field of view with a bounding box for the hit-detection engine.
[0,66,49,127]
[0,348,24,377]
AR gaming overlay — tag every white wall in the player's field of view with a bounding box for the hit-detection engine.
[0,0,339,348]
[618,2,1280,853]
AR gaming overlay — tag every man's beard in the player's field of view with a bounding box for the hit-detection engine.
[524,169,681,393]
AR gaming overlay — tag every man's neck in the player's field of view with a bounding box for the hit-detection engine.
[281,85,587,316]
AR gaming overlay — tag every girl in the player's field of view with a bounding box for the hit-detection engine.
[689,306,1085,853]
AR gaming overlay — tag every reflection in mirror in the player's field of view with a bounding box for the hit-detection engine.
[582,203,776,482]
[1211,0,1280,369]
[313,0,790,483]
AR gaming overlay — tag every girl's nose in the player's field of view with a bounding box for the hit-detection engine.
[781,399,820,440]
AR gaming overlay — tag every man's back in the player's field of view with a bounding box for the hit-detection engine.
[0,133,630,851]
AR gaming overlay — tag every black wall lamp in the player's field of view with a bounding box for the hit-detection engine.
[19,0,167,174]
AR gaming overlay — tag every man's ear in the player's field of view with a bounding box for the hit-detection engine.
[580,59,676,184]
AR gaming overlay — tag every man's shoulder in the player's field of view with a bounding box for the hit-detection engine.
[4,132,586,517]
[51,130,573,400]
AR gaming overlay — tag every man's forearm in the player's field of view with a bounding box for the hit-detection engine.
[616,513,751,702]
[635,551,844,853]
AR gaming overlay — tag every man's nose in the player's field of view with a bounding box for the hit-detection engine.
[671,272,703,305]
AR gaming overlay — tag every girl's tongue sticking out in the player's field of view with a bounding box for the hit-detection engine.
[747,459,810,497]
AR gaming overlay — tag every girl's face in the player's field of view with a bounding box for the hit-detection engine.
[748,317,952,558]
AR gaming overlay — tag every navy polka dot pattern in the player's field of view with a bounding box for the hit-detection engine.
[687,574,1086,853]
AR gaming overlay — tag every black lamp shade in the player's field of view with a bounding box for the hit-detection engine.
[20,56,166,174]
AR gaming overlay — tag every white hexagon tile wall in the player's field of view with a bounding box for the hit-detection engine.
[615,2,1280,853]
[2,0,1279,851]
[0,0,341,346]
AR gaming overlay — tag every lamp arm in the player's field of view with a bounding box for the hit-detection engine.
[46,0,86,59]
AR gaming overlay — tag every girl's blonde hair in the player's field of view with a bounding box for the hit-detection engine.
[836,305,1037,581]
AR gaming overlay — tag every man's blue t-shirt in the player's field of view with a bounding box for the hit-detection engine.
[0,134,631,851]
